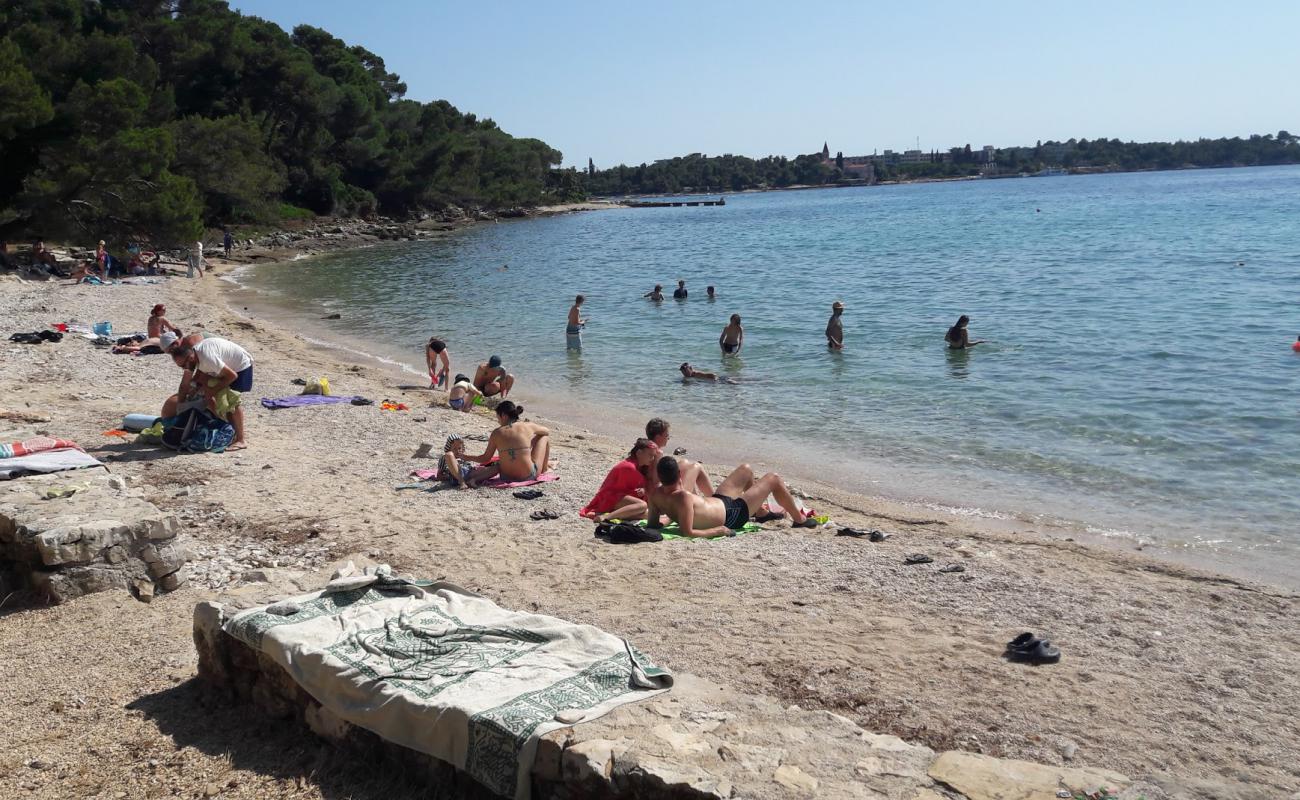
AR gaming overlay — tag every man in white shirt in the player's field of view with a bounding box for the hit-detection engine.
[170,337,253,449]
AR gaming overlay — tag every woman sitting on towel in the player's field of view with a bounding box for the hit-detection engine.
[580,438,656,522]
[470,401,550,482]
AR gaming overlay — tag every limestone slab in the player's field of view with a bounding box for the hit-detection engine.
[928,751,1130,800]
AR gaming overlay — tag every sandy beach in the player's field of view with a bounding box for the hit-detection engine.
[1,257,1297,799]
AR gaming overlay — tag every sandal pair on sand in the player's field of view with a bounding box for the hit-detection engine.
[1005,632,1061,665]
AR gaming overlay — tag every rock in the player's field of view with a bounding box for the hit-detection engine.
[928,751,1129,800]
[773,764,818,794]
[107,475,126,490]
[651,723,711,755]
[614,755,730,798]
[562,737,628,782]
[241,569,271,583]
[132,578,154,602]
[159,570,185,592]
[304,702,351,741]
[1061,739,1078,761]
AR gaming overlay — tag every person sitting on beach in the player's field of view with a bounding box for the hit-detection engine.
[945,315,985,350]
[167,336,253,450]
[646,457,815,537]
[128,251,160,276]
[826,301,845,350]
[673,280,688,300]
[469,401,549,481]
[567,295,587,334]
[720,314,744,355]
[32,240,58,270]
[580,438,656,521]
[706,286,716,300]
[112,305,181,354]
[644,417,713,497]
[68,259,104,284]
[644,284,664,302]
[448,374,482,412]
[440,434,499,489]
[426,337,450,388]
[474,355,515,398]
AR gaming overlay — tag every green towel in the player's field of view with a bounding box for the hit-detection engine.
[633,520,763,541]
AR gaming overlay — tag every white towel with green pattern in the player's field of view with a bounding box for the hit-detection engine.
[224,575,671,799]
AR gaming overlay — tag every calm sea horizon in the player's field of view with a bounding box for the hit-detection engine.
[235,165,1300,584]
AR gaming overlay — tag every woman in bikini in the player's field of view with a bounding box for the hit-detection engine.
[472,401,550,481]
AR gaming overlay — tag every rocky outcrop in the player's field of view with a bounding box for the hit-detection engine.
[0,472,188,602]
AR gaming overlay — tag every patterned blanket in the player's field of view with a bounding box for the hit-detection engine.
[224,571,671,799]
[0,436,80,459]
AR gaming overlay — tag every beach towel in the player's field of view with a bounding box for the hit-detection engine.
[411,468,556,488]
[0,448,103,479]
[260,395,361,409]
[634,520,763,541]
[0,436,80,459]
[223,569,671,800]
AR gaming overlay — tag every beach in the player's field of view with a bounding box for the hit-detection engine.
[0,252,1297,798]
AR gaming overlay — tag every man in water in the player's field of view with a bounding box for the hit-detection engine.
[474,355,515,398]
[706,286,716,300]
[567,295,586,334]
[673,279,688,299]
[945,315,985,349]
[719,314,744,355]
[426,337,450,388]
[826,300,845,350]
[643,284,664,302]
[646,457,814,536]
[679,362,737,384]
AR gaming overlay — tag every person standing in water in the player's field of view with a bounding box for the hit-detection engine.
[706,286,716,300]
[567,295,586,334]
[673,279,688,299]
[720,314,744,355]
[644,284,664,302]
[945,315,985,349]
[826,301,845,350]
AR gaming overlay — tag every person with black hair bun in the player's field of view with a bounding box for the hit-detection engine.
[470,400,550,481]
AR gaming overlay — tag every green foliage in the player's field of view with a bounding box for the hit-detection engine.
[0,0,564,244]
[276,203,316,221]
[582,152,839,195]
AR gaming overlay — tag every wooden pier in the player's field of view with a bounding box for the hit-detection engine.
[625,197,726,208]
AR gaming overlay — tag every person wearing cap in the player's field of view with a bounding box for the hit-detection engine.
[473,355,515,398]
[166,337,254,450]
[826,301,845,350]
[439,433,500,489]
[187,241,205,279]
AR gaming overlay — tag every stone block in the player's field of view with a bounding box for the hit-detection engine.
[928,751,1130,800]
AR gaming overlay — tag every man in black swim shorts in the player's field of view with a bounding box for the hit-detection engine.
[646,457,815,537]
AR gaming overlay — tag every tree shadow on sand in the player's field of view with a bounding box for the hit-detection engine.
[126,680,488,799]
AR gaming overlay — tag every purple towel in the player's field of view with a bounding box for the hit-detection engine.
[260,395,360,409]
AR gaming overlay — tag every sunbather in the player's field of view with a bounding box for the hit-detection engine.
[646,458,814,537]
[644,418,713,497]
[440,434,499,489]
[470,401,549,481]
[113,305,181,354]
[580,438,656,521]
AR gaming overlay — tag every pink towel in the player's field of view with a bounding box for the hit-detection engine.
[410,468,557,488]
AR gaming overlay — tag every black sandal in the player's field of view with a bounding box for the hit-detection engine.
[530,509,560,520]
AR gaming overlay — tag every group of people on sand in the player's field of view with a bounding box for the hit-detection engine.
[436,401,551,490]
[579,418,816,537]
[425,337,516,411]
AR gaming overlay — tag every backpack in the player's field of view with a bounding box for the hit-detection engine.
[594,521,663,544]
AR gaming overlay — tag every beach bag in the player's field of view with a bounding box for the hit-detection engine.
[595,521,663,544]
[160,408,235,453]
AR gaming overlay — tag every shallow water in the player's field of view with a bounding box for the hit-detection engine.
[241,166,1300,574]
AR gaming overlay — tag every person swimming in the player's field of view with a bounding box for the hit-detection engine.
[644,284,664,302]
[945,315,985,350]
[719,314,743,355]
[680,362,737,384]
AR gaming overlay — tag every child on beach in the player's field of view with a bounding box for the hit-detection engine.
[448,374,481,412]
[440,434,498,489]
[427,337,450,388]
[567,295,586,334]
[719,314,744,355]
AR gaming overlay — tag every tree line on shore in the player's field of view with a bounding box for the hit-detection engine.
[0,0,565,246]
[580,132,1300,194]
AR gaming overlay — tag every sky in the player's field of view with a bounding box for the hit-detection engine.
[229,0,1300,169]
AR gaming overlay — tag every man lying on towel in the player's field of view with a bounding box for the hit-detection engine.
[645,456,816,537]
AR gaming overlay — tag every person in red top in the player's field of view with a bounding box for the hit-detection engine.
[580,439,657,522]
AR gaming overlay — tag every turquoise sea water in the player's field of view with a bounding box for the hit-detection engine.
[242,166,1300,573]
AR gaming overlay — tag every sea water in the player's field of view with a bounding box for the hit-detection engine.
[240,166,1300,577]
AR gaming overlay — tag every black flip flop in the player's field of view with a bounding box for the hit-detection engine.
[869,529,891,542]
[1007,639,1061,665]
[792,518,819,529]
[530,509,560,520]
[904,553,933,565]
[835,527,868,537]
[513,489,544,500]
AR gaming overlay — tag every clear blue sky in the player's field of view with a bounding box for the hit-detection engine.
[229,0,1300,168]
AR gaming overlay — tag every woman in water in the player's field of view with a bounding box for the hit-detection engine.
[580,438,656,522]
[471,401,551,481]
[719,314,744,355]
[945,315,985,350]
